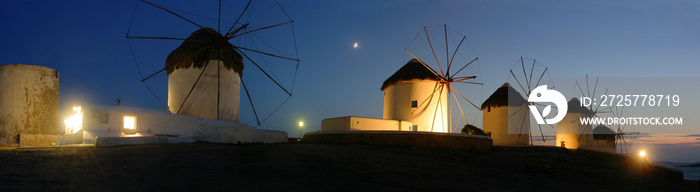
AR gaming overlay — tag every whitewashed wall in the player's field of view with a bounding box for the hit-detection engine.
[383,80,448,133]
[556,112,593,149]
[78,105,286,144]
[483,105,530,145]
[168,60,240,122]
[321,116,413,131]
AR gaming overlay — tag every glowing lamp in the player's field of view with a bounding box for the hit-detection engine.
[64,106,83,134]
[298,121,304,139]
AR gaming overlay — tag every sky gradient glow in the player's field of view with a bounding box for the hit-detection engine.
[2,0,699,162]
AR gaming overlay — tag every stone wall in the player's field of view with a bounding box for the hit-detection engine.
[0,64,60,146]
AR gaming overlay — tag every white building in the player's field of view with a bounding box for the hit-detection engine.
[481,83,530,145]
[556,98,593,149]
[321,116,413,131]
[322,59,449,133]
[60,105,286,145]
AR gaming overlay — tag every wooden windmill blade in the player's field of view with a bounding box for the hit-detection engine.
[430,85,446,132]
[613,105,641,154]
[442,26,483,132]
[574,75,617,144]
[618,132,637,154]
[612,103,639,154]
[573,76,623,151]
[401,25,483,133]
[423,26,446,78]
[508,57,554,144]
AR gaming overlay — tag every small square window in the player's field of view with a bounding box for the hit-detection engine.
[124,116,136,130]
[411,100,418,108]
[98,111,109,124]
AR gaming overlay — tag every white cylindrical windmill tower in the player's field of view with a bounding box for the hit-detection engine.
[481,83,529,145]
[382,59,448,132]
[592,125,616,153]
[166,28,243,122]
[556,98,593,149]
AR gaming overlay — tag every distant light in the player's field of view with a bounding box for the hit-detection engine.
[353,43,358,48]
[639,150,646,157]
[299,121,304,127]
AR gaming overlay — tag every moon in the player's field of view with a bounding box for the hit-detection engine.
[353,43,358,48]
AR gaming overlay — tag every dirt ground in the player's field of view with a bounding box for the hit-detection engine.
[0,143,697,191]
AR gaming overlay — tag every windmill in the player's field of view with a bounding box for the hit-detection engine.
[388,24,482,133]
[556,75,613,149]
[125,0,299,127]
[575,75,612,143]
[506,57,555,145]
[609,105,640,154]
[568,76,641,152]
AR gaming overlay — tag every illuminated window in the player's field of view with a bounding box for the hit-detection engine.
[411,100,418,108]
[124,116,136,130]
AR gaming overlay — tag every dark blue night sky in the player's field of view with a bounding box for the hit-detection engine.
[2,0,700,162]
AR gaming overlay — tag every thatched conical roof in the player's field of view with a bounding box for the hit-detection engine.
[481,83,527,110]
[593,125,616,141]
[593,125,615,134]
[567,97,591,114]
[166,28,244,76]
[381,59,442,90]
